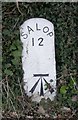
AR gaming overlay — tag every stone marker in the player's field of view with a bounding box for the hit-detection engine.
[20,18,56,102]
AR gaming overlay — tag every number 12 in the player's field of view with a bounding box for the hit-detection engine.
[32,37,44,46]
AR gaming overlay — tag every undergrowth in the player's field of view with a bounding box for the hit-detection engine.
[2,2,78,119]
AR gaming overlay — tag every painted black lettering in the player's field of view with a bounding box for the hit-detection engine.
[40,78,44,96]
[36,23,41,31]
[31,37,44,46]
[33,74,49,77]
[29,78,40,93]
[43,26,49,33]
[21,32,28,39]
[38,38,43,46]
[27,26,34,34]
[47,32,53,37]
[32,38,34,46]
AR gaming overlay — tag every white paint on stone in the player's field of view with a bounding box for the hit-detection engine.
[20,18,56,102]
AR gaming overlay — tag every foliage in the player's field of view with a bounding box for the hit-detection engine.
[2,2,78,119]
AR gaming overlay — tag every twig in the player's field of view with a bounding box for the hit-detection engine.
[16,0,23,16]
[17,78,25,109]
[2,82,19,119]
[13,18,20,30]
[17,78,24,99]
[9,98,19,120]
[6,79,9,108]
[4,7,16,15]
[9,86,24,110]
[2,82,10,110]
[68,110,77,119]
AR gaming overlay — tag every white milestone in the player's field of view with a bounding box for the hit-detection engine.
[20,18,56,102]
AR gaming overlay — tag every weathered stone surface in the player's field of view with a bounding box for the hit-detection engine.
[20,18,56,102]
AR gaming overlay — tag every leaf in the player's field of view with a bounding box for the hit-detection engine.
[3,29,10,36]
[4,69,13,76]
[10,45,16,51]
[60,86,68,94]
[70,76,76,86]
[12,58,20,65]
[12,51,21,58]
